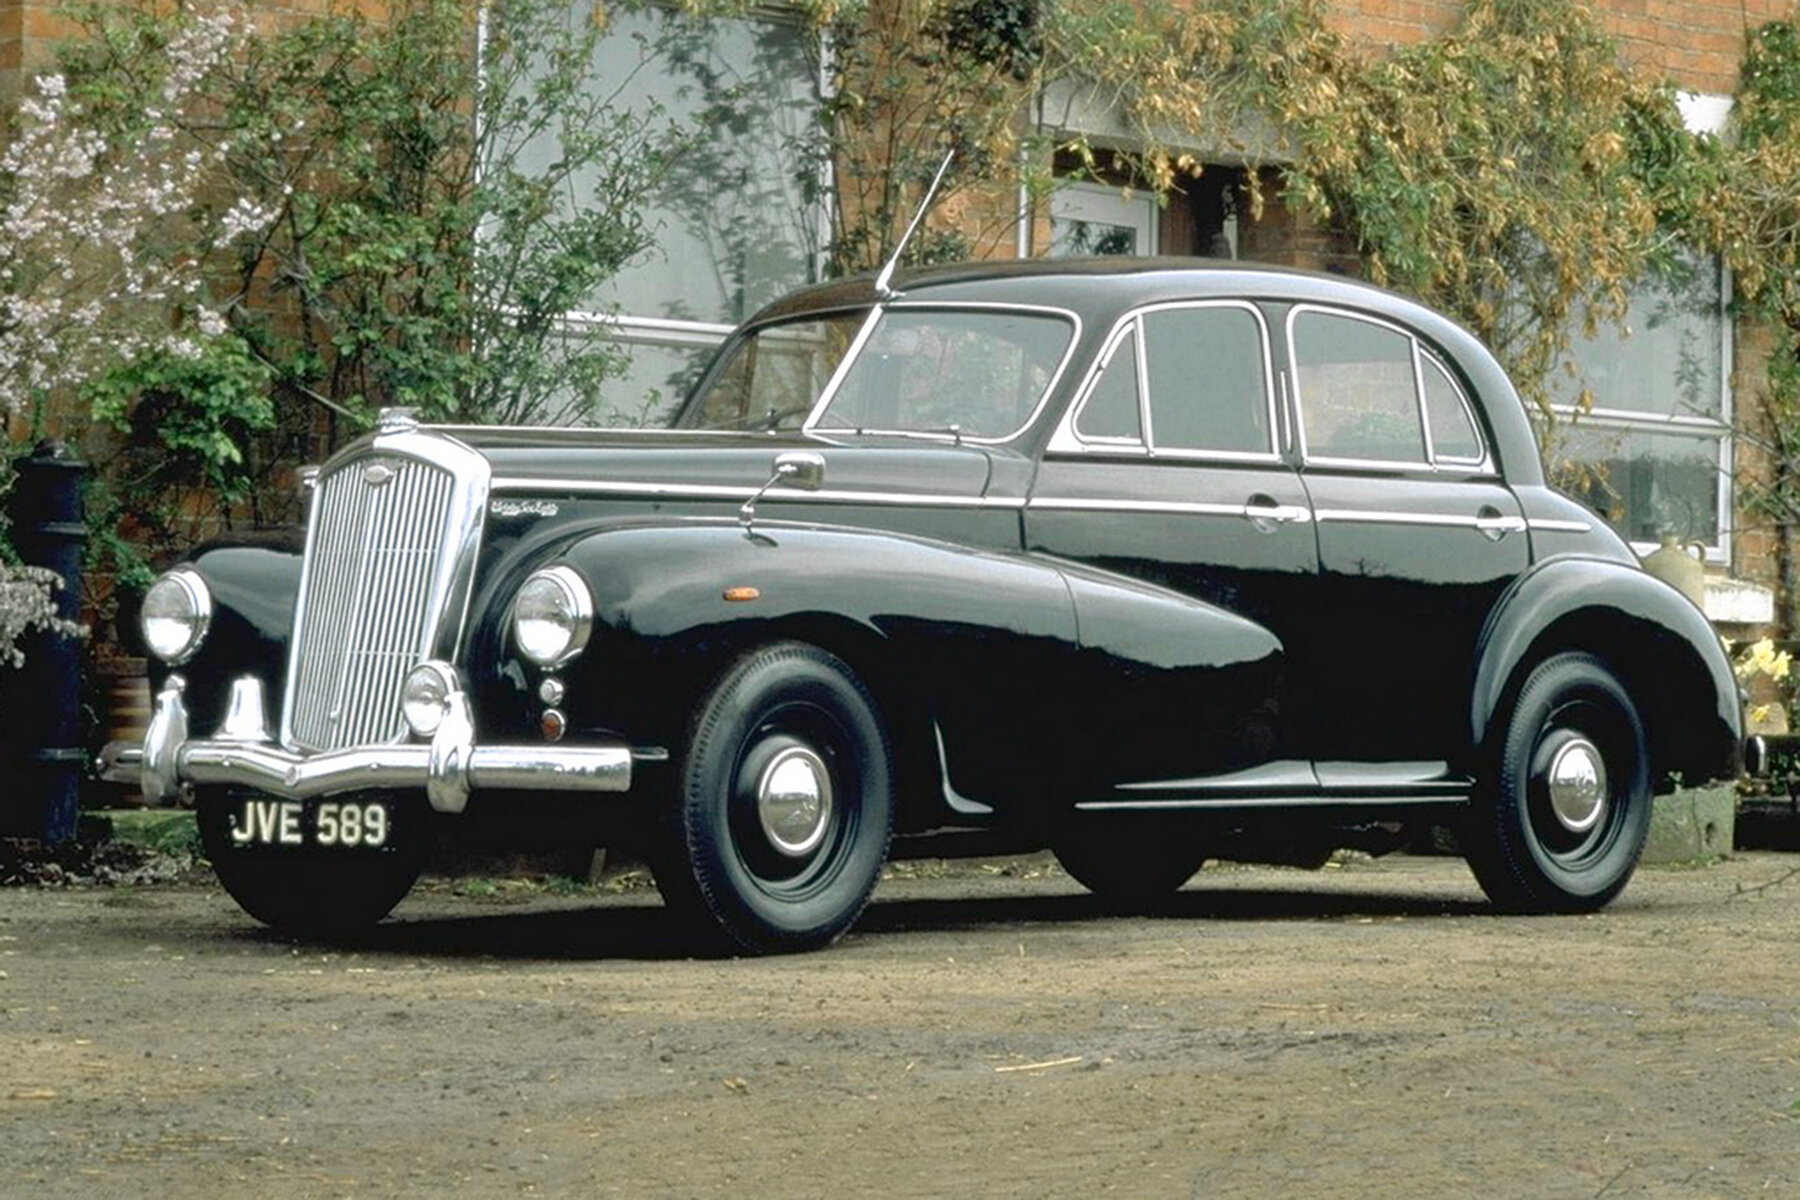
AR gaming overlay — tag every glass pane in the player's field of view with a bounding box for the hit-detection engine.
[530,8,821,325]
[1557,254,1726,421]
[815,310,1074,439]
[1049,183,1157,258]
[1422,355,1483,462]
[1141,307,1269,454]
[1074,326,1143,442]
[681,313,866,430]
[1054,220,1138,256]
[1555,424,1723,547]
[1293,312,1426,463]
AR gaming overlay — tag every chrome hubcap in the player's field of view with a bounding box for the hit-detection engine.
[756,746,833,857]
[1546,737,1607,834]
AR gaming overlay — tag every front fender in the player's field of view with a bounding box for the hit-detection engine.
[152,532,304,736]
[1470,556,1740,784]
[470,517,1283,809]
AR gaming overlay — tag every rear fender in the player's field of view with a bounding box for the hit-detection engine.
[1470,557,1740,786]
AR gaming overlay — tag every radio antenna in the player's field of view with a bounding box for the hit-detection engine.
[874,147,956,302]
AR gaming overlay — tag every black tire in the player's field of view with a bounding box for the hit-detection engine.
[652,642,894,954]
[196,788,431,937]
[1053,819,1207,909]
[1465,652,1652,913]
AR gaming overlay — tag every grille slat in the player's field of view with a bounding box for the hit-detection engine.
[285,454,464,751]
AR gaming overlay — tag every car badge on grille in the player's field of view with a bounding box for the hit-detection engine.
[364,463,395,487]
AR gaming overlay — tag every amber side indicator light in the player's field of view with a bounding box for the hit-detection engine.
[541,709,567,742]
[723,586,761,602]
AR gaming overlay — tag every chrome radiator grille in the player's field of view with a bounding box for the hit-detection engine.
[284,450,466,751]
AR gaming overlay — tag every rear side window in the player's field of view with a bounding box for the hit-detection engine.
[1421,353,1483,462]
[1291,310,1425,464]
[1289,308,1487,468]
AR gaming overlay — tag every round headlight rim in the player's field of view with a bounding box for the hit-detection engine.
[141,567,213,666]
[512,564,594,669]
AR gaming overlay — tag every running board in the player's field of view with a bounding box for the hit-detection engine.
[1076,760,1472,812]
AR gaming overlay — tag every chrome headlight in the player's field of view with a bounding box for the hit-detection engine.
[141,568,212,665]
[401,660,459,737]
[512,565,593,667]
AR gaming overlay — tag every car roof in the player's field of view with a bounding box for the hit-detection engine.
[751,257,1416,321]
[742,257,1545,488]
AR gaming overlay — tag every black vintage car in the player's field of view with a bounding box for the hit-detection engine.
[120,259,1741,952]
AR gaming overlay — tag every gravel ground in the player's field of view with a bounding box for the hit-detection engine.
[4,850,1800,1199]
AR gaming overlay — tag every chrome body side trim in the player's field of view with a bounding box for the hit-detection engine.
[1527,517,1593,534]
[1027,495,1313,523]
[488,476,1030,509]
[1313,508,1525,532]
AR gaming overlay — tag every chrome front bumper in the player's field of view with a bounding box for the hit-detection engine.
[104,675,633,814]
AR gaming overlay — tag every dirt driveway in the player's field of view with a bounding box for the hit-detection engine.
[5,851,1800,1200]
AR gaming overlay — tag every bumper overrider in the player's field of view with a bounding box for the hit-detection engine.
[103,674,634,814]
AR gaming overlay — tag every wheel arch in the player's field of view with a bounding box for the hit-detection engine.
[1471,558,1741,790]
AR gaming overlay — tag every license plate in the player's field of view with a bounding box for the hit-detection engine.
[228,798,392,850]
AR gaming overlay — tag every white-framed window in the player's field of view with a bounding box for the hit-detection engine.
[521,4,826,424]
[1550,254,1732,562]
[1048,181,1159,258]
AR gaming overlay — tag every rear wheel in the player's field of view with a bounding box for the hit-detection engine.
[1465,652,1651,913]
[652,642,894,954]
[196,789,431,937]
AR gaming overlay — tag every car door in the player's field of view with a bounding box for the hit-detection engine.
[1026,301,1319,776]
[1281,304,1529,768]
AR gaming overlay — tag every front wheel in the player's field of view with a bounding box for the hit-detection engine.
[1465,652,1651,913]
[196,789,431,937]
[652,642,895,954]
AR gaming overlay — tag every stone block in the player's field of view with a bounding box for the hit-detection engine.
[1643,784,1735,864]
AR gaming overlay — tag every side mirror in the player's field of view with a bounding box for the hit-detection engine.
[772,451,826,492]
[741,451,826,533]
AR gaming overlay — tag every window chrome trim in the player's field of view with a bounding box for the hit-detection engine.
[1287,304,1503,476]
[802,301,1083,445]
[1418,347,1492,468]
[1047,300,1282,462]
[1287,304,1430,470]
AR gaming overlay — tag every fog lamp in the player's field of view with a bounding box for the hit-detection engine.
[401,660,458,737]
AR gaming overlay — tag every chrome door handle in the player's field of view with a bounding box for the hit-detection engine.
[1475,507,1527,541]
[1243,495,1311,532]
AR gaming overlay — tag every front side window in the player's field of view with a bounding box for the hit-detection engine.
[1067,304,1272,455]
[811,309,1075,440]
[680,312,866,431]
[1141,307,1271,455]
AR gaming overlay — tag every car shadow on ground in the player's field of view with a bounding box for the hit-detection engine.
[220,882,1495,962]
